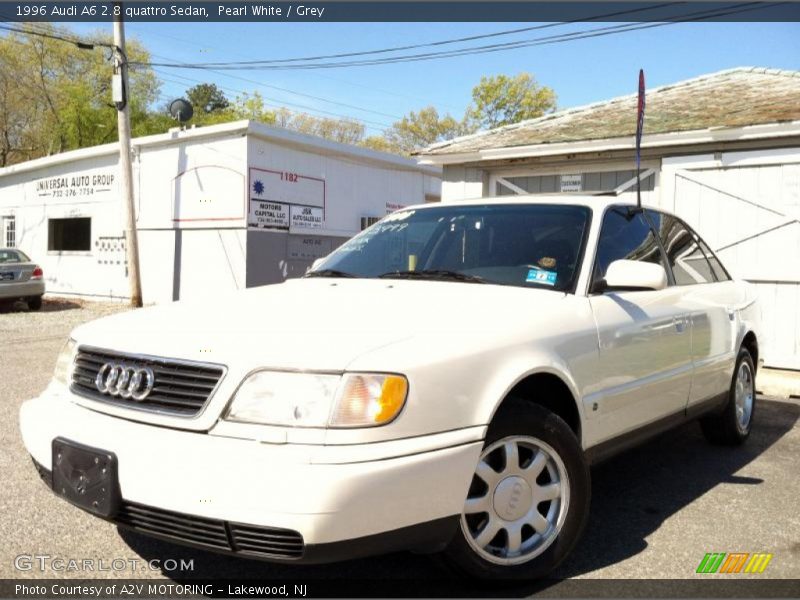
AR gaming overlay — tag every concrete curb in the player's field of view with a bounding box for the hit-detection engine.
[757,368,800,399]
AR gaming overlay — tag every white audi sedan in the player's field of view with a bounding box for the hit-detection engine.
[19,196,760,579]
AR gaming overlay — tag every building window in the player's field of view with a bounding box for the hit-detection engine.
[48,217,91,252]
[2,216,14,248]
[360,216,382,231]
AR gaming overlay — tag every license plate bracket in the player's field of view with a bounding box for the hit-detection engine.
[52,438,121,518]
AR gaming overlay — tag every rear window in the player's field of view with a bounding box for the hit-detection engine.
[0,249,30,264]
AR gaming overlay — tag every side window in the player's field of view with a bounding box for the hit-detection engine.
[694,235,731,282]
[594,207,666,281]
[646,210,714,285]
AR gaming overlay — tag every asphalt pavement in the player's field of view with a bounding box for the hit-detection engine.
[1,299,798,596]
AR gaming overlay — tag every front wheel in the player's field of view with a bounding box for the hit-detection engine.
[442,401,590,580]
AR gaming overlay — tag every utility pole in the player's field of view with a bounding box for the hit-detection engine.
[113,3,143,307]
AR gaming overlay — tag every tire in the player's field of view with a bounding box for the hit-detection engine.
[441,400,590,580]
[700,347,756,446]
[27,295,43,311]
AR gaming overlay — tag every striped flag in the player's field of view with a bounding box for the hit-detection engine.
[636,69,646,171]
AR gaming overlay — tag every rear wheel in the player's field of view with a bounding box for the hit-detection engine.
[442,401,590,580]
[27,295,42,311]
[700,347,756,445]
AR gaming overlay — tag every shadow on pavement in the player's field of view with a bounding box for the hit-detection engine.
[118,399,799,596]
[0,297,83,313]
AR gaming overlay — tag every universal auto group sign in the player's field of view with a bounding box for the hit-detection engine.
[247,167,325,232]
[33,170,116,200]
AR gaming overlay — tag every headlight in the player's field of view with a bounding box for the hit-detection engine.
[225,371,408,428]
[53,338,77,386]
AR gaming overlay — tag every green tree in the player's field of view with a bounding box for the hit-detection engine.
[0,23,161,165]
[186,83,229,114]
[466,73,556,130]
[361,135,400,154]
[380,106,466,155]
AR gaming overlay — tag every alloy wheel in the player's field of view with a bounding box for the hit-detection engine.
[461,436,570,565]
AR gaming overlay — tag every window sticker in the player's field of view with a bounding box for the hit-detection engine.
[526,268,557,286]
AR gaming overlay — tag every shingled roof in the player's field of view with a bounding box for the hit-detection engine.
[420,67,800,157]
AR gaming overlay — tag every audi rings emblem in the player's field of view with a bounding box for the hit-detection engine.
[95,363,155,401]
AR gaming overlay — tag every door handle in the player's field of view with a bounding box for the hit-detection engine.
[673,317,687,333]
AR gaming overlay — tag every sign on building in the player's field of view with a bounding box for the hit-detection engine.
[560,174,583,192]
[248,167,325,231]
[287,236,331,260]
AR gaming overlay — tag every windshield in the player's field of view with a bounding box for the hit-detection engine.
[313,204,591,291]
[0,249,30,264]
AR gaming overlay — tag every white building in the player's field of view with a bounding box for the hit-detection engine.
[418,68,800,370]
[0,120,441,305]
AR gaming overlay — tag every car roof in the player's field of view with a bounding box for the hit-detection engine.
[401,195,681,218]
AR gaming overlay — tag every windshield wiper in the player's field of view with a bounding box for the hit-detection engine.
[378,269,487,284]
[305,269,358,278]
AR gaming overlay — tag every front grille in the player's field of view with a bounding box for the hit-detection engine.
[116,501,305,559]
[230,523,305,559]
[70,347,225,417]
[116,502,230,551]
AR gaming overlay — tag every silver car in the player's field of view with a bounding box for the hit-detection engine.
[0,248,45,310]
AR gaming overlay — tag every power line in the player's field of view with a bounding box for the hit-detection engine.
[153,69,392,132]
[153,65,397,125]
[138,2,683,69]
[128,25,463,110]
[154,69,394,128]
[139,46,404,119]
[182,69,402,119]
[130,24,460,110]
[1,19,406,121]
[0,21,114,51]
[0,21,393,131]
[140,2,781,71]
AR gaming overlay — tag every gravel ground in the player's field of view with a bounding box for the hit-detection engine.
[1,299,799,595]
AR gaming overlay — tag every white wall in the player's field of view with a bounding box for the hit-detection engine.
[136,131,248,304]
[442,165,486,201]
[662,148,800,370]
[0,153,130,299]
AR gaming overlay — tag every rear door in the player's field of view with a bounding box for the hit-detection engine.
[647,209,739,407]
[586,207,692,446]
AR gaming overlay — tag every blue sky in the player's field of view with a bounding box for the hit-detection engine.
[71,20,800,135]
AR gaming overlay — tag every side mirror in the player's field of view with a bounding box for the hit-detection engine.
[594,259,668,293]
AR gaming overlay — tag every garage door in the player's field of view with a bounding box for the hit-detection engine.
[667,155,800,370]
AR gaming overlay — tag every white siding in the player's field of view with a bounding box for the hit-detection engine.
[663,149,800,370]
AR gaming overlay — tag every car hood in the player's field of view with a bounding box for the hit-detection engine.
[72,278,568,372]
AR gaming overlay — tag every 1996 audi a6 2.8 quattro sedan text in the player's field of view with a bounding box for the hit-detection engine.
[20,196,761,579]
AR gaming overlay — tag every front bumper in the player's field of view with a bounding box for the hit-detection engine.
[20,387,483,563]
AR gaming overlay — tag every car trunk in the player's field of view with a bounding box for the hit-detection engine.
[0,262,35,283]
